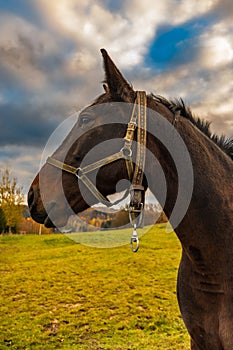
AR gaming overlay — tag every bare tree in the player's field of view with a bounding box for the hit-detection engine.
[0,168,24,233]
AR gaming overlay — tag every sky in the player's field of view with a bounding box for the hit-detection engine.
[0,0,233,198]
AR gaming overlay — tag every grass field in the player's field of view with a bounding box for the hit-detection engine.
[0,224,189,349]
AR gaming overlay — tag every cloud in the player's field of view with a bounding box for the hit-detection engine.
[211,0,233,21]
[35,0,169,68]
[0,103,61,147]
[0,13,57,90]
[0,0,232,196]
[169,0,219,24]
[0,145,43,195]
[138,63,233,137]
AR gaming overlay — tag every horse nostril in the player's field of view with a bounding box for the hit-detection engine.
[28,188,34,208]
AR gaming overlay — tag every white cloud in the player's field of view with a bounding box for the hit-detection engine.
[35,0,167,68]
[170,0,219,25]
[133,58,233,137]
[0,13,58,90]
[64,49,98,74]
[199,24,233,68]
[33,0,223,74]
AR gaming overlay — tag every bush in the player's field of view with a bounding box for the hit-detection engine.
[0,207,6,233]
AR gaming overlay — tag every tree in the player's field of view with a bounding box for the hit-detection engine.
[0,168,24,233]
[0,207,6,233]
[110,209,130,228]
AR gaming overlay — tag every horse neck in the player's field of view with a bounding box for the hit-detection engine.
[146,105,233,252]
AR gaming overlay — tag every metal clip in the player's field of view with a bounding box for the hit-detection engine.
[125,203,144,253]
[130,224,139,252]
[128,203,144,227]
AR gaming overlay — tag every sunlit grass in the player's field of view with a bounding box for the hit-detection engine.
[0,224,189,349]
[66,226,148,248]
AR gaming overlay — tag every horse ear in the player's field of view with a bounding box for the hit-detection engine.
[100,49,135,102]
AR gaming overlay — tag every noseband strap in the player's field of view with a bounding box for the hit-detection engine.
[47,148,131,205]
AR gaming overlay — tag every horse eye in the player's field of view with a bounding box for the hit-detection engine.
[79,115,92,127]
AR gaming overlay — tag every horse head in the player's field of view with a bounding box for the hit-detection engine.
[28,50,148,228]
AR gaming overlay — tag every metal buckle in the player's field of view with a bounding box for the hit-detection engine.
[127,203,144,227]
[120,146,132,158]
[127,121,137,130]
[75,167,83,179]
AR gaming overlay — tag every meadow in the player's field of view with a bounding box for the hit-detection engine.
[0,224,189,349]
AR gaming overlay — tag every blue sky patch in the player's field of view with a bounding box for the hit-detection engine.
[145,17,212,70]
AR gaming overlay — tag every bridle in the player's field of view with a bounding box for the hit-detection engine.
[46,91,147,252]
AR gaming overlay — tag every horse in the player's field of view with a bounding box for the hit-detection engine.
[28,49,233,349]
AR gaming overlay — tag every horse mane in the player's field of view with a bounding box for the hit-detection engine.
[152,94,233,161]
[93,92,233,161]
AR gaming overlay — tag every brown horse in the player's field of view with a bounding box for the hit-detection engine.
[28,49,233,349]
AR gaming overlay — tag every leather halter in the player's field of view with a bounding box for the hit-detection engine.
[46,91,147,250]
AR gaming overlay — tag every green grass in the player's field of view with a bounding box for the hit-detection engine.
[0,224,189,349]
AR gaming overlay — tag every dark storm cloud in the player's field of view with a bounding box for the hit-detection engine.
[0,102,68,147]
